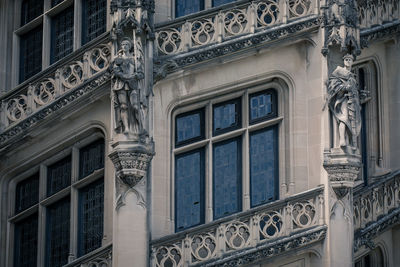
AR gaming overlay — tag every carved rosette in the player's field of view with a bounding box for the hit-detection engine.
[109,146,154,187]
[323,148,361,191]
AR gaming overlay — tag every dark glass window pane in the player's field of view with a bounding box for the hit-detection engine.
[21,0,43,25]
[175,109,204,147]
[78,179,104,256]
[175,149,204,231]
[82,0,107,45]
[52,0,64,7]
[14,214,38,267]
[358,68,368,185]
[47,156,71,196]
[15,174,39,213]
[212,0,234,7]
[213,138,241,219]
[176,0,204,17]
[250,127,278,207]
[249,90,277,124]
[19,26,42,82]
[46,198,70,267]
[51,6,74,64]
[213,98,241,135]
[79,139,104,179]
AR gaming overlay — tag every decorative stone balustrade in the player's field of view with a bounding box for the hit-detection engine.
[151,187,325,267]
[0,42,111,130]
[64,244,112,267]
[353,171,400,251]
[353,171,400,231]
[155,0,318,56]
[357,0,400,29]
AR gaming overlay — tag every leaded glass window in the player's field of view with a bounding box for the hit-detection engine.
[175,108,205,147]
[82,0,107,45]
[51,5,74,63]
[213,98,241,136]
[79,139,105,179]
[78,179,104,256]
[47,156,71,196]
[176,0,204,17]
[21,0,43,25]
[250,127,278,207]
[46,198,70,267]
[249,89,277,124]
[175,149,205,231]
[174,87,281,231]
[14,214,38,267]
[213,138,242,219]
[15,173,39,213]
[19,26,42,82]
[212,0,235,7]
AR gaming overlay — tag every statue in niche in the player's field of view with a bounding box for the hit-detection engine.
[325,54,361,149]
[111,37,145,136]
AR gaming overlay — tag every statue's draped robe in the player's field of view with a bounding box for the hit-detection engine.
[327,66,361,141]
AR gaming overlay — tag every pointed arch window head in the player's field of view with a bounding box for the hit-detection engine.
[173,87,281,231]
[10,137,106,267]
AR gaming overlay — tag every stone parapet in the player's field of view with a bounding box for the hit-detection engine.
[151,187,324,267]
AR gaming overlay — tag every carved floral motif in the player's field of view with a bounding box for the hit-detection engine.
[151,189,323,267]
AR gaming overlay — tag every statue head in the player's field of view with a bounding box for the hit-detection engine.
[120,38,133,54]
[343,54,354,69]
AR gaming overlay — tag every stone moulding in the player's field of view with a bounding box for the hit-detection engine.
[109,146,154,187]
[155,16,322,73]
[354,207,400,252]
[199,226,327,267]
[360,21,400,48]
[353,171,400,252]
[0,71,111,148]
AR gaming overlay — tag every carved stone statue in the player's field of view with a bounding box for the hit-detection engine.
[326,54,361,149]
[111,37,145,135]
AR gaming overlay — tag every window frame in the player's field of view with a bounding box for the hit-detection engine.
[171,81,286,231]
[11,0,110,87]
[7,132,107,267]
[352,59,384,185]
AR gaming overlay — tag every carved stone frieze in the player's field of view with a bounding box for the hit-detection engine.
[201,226,327,267]
[360,21,400,48]
[0,71,111,148]
[109,145,154,187]
[354,208,400,252]
[323,148,362,191]
[157,16,321,75]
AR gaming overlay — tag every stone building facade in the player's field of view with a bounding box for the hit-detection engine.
[0,0,399,266]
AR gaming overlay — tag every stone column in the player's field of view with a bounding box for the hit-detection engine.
[321,1,362,266]
[108,1,155,266]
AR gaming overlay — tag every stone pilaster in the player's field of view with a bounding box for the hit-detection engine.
[108,1,155,266]
[321,1,362,266]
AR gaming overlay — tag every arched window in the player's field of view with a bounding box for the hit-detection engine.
[10,135,105,267]
[173,84,284,231]
[355,246,385,267]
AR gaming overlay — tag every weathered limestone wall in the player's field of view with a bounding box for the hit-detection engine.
[151,33,326,239]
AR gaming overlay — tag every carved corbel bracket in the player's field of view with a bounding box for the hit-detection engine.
[109,142,154,188]
[109,141,154,210]
[323,148,361,196]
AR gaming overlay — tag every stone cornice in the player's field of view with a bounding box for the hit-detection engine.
[360,21,400,48]
[354,207,400,252]
[0,71,111,150]
[199,226,327,267]
[154,16,322,75]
